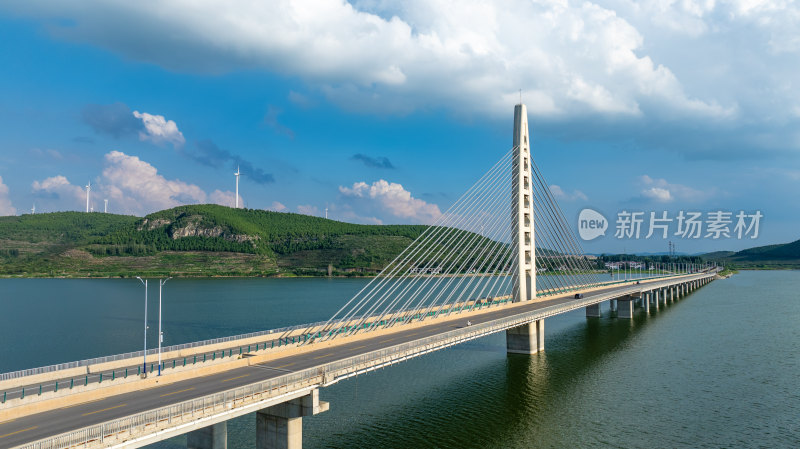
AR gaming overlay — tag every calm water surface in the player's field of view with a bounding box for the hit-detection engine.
[1,271,798,448]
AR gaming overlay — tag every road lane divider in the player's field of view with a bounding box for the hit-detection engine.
[0,425,37,439]
[82,404,126,417]
[159,388,194,398]
[221,374,249,383]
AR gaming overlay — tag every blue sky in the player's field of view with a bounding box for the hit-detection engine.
[0,0,798,254]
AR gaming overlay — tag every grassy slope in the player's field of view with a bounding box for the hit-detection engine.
[0,205,427,277]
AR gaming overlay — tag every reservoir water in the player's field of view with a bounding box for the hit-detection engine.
[1,271,798,448]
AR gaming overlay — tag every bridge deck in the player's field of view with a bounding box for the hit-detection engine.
[0,273,714,448]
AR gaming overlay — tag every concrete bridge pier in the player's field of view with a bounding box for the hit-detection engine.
[586,303,601,317]
[507,320,544,354]
[643,292,650,313]
[609,299,617,312]
[188,422,227,449]
[655,290,661,310]
[256,389,328,449]
[617,295,635,319]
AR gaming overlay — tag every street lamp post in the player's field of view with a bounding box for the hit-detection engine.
[157,277,172,376]
[136,276,148,377]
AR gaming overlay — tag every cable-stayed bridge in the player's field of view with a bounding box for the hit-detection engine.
[0,105,720,449]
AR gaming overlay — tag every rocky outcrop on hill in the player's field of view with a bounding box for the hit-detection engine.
[168,217,259,246]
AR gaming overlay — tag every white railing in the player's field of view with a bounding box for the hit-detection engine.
[0,319,334,382]
[1,271,704,383]
[15,272,716,449]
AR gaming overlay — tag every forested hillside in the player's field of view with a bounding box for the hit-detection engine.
[703,238,800,268]
[0,205,428,277]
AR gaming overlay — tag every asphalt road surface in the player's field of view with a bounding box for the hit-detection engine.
[0,274,710,448]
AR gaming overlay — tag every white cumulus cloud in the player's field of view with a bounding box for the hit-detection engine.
[642,186,672,202]
[31,151,240,215]
[0,0,734,120]
[638,174,713,203]
[268,201,287,212]
[102,151,204,212]
[132,111,186,148]
[550,185,588,202]
[32,175,86,205]
[339,179,441,223]
[0,176,17,216]
[209,190,243,209]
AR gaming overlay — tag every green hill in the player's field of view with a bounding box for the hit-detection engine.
[702,239,800,268]
[0,205,428,277]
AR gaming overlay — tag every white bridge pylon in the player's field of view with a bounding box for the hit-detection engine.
[513,103,535,302]
[315,104,600,341]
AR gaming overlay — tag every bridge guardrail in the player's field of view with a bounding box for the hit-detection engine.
[16,272,715,449]
[0,319,335,382]
[0,272,694,383]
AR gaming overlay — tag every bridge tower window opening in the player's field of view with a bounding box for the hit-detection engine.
[524,194,530,209]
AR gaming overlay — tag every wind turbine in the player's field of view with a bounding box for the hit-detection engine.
[234,166,241,209]
[85,181,91,213]
[325,207,328,219]
[31,204,35,215]
[104,199,108,213]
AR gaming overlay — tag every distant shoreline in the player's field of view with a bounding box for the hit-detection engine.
[2,267,796,280]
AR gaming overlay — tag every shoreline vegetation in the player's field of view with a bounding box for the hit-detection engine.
[0,205,797,279]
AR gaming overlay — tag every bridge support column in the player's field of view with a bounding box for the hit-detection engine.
[586,303,601,318]
[654,290,661,309]
[506,320,544,354]
[617,296,634,319]
[643,293,650,312]
[256,389,328,449]
[187,422,227,449]
[609,299,617,312]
